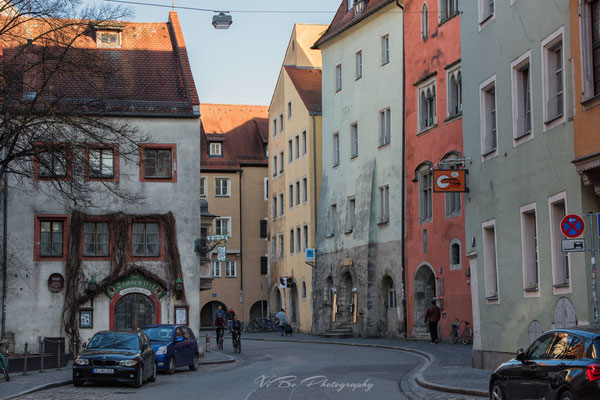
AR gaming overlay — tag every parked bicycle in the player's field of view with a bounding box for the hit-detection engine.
[245,314,278,333]
[449,319,472,345]
[0,338,9,381]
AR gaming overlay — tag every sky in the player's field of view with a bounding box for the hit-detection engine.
[89,0,343,106]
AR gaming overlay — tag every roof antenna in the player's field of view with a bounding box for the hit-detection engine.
[171,0,174,11]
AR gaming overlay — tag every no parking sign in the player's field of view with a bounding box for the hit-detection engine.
[561,215,585,238]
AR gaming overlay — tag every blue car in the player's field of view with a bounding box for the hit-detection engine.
[141,325,200,374]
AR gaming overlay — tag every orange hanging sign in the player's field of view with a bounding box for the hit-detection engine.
[433,169,468,193]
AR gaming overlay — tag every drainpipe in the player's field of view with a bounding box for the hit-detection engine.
[396,0,408,338]
[311,112,318,333]
[239,170,244,318]
[1,147,7,339]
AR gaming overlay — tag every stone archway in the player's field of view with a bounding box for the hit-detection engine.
[200,301,227,328]
[413,264,436,337]
[289,283,299,324]
[249,300,268,321]
[380,275,398,334]
[338,271,354,324]
[271,287,282,313]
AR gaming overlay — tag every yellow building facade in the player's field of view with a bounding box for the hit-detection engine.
[268,24,325,333]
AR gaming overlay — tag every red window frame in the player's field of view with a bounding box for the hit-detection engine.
[81,218,113,261]
[33,143,72,181]
[139,144,177,183]
[84,145,120,182]
[128,219,166,261]
[34,215,69,261]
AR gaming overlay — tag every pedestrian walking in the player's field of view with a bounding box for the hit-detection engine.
[214,305,226,322]
[227,308,236,333]
[424,299,441,344]
[275,308,287,337]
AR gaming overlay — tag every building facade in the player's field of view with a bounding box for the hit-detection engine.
[268,24,325,333]
[404,0,470,341]
[461,0,593,369]
[312,0,405,337]
[199,104,269,327]
[1,12,205,351]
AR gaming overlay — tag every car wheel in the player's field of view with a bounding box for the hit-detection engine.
[167,356,176,374]
[133,365,144,388]
[560,390,575,400]
[490,381,505,400]
[73,380,83,387]
[148,361,157,382]
[189,354,199,371]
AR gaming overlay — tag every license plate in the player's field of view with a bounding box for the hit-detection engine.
[92,368,114,374]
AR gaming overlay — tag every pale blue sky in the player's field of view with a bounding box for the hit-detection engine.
[92,0,342,106]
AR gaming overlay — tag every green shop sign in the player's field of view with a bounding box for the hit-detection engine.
[105,272,166,299]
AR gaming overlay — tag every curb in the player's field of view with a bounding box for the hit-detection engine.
[1,379,73,400]
[199,353,236,365]
[242,336,488,398]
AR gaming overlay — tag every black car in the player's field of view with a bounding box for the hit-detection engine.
[489,326,600,400]
[73,330,157,388]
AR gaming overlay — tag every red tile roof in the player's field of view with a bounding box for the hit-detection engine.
[313,0,396,49]
[201,104,269,170]
[284,66,322,113]
[1,12,199,115]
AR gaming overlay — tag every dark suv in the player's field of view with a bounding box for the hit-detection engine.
[489,325,600,399]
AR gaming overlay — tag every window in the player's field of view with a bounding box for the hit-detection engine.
[328,204,337,237]
[450,240,461,269]
[549,194,570,288]
[351,123,359,158]
[418,165,433,223]
[279,114,284,133]
[335,64,342,92]
[521,205,539,292]
[423,229,428,254]
[213,261,221,277]
[356,50,363,79]
[264,178,269,201]
[302,177,308,203]
[215,178,230,197]
[388,282,397,308]
[209,142,222,157]
[272,197,277,220]
[579,0,600,99]
[483,220,499,300]
[346,197,356,232]
[289,184,294,208]
[302,281,307,298]
[296,227,301,253]
[279,234,284,259]
[38,219,65,257]
[419,81,436,131]
[447,67,462,118]
[444,157,461,217]
[214,218,230,236]
[290,229,295,254]
[527,334,555,360]
[88,148,115,179]
[96,30,121,48]
[295,135,300,160]
[273,118,277,137]
[288,102,292,119]
[200,177,207,197]
[439,0,458,23]
[378,185,390,224]
[379,108,391,146]
[273,155,278,177]
[381,35,390,65]
[422,3,428,39]
[260,219,268,238]
[512,53,532,140]
[479,0,494,24]
[480,77,497,156]
[288,140,293,163]
[83,222,109,257]
[37,145,69,179]
[271,236,277,260]
[302,131,307,155]
[542,29,565,127]
[142,145,175,181]
[132,222,160,257]
[295,181,300,206]
[333,132,340,166]
[278,193,284,216]
[279,151,284,173]
[225,261,237,277]
[303,224,309,250]
[347,0,354,12]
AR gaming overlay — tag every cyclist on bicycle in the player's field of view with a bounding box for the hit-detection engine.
[231,315,242,353]
[215,314,227,348]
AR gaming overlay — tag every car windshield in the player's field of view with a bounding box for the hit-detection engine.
[143,327,174,342]
[87,333,140,351]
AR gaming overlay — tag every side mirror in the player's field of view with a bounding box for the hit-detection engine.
[142,342,148,351]
[176,336,184,342]
[516,348,525,362]
[82,342,87,349]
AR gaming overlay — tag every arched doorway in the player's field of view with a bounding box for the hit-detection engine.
[289,283,299,324]
[381,275,398,333]
[413,264,436,336]
[115,293,156,330]
[249,300,268,320]
[200,301,227,328]
[271,287,282,313]
[339,272,354,324]
[554,297,576,328]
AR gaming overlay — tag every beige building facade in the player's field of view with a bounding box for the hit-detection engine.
[268,24,325,333]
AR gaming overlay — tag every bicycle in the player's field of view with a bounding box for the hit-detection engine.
[216,328,224,350]
[232,331,241,354]
[449,319,472,345]
[0,339,9,381]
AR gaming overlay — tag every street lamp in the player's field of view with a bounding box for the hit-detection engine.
[212,12,232,30]
[174,276,184,293]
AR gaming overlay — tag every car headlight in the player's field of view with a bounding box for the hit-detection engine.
[118,359,138,367]
[74,357,89,366]
[156,346,167,355]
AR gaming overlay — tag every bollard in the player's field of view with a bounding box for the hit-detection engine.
[205,333,210,352]
[56,339,61,371]
[23,342,28,375]
[39,339,45,373]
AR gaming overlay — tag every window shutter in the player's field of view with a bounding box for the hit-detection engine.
[260,256,268,275]
[260,219,267,238]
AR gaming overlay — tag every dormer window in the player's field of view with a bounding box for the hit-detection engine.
[209,142,222,157]
[347,0,355,12]
[354,0,365,15]
[91,21,125,49]
[98,31,120,47]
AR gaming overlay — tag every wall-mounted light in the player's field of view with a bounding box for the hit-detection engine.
[212,12,232,30]
[87,277,98,294]
[174,276,184,293]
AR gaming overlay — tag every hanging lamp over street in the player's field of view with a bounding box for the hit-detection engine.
[212,12,232,29]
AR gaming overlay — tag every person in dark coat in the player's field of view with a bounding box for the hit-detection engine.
[227,308,236,333]
[424,299,441,344]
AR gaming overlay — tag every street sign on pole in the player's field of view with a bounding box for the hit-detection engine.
[561,214,585,238]
[561,239,586,252]
[305,248,315,262]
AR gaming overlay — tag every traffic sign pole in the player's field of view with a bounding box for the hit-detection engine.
[589,213,599,324]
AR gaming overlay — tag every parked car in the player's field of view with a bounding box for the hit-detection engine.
[489,325,600,400]
[73,330,156,388]
[141,324,200,374]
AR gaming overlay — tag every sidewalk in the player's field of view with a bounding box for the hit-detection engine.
[241,331,491,397]
[0,351,234,400]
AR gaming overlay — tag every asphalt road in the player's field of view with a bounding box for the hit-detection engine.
[13,339,483,400]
